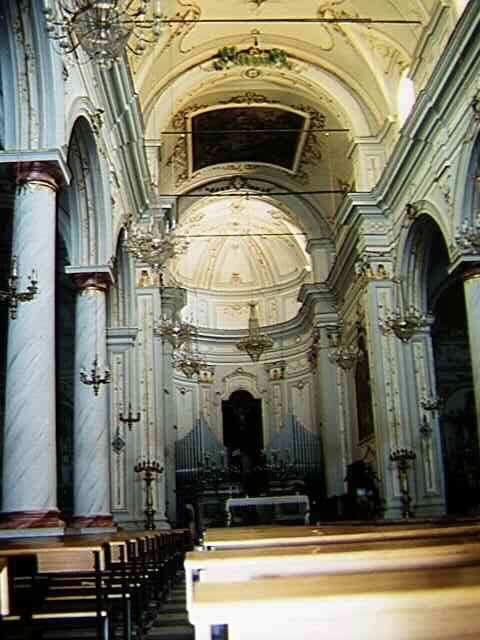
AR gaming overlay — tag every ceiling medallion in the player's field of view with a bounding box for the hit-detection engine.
[245,68,262,79]
[236,302,274,362]
[43,1,163,68]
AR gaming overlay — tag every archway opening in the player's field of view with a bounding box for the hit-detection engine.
[431,284,479,514]
[222,389,263,473]
[424,221,479,514]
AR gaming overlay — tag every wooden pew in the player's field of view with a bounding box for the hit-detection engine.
[189,521,480,639]
[189,564,480,640]
[0,529,189,639]
[185,535,480,613]
[202,520,480,549]
[0,539,110,640]
[0,558,9,617]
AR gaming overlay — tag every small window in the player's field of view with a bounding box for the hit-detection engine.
[397,70,416,127]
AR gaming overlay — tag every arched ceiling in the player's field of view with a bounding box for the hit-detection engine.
[133,0,440,210]
[126,0,446,327]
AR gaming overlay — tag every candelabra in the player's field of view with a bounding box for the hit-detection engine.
[134,458,164,530]
[112,403,141,454]
[119,403,141,431]
[264,449,298,484]
[419,415,432,439]
[198,453,230,493]
[80,356,111,395]
[43,0,164,68]
[421,394,443,413]
[0,255,38,319]
[390,448,416,519]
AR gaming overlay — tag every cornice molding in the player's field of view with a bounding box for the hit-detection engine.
[0,149,71,185]
[107,327,138,352]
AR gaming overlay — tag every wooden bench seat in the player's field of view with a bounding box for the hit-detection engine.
[185,535,480,612]
[202,520,480,549]
[189,563,480,640]
[0,558,9,617]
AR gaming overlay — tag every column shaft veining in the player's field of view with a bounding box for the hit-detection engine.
[1,163,63,529]
[72,274,113,528]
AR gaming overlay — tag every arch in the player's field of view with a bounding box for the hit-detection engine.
[142,53,375,140]
[0,2,64,150]
[59,116,112,266]
[397,202,451,312]
[176,177,333,241]
[454,130,480,234]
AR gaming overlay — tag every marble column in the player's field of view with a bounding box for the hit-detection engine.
[1,162,64,529]
[462,266,480,438]
[71,274,113,529]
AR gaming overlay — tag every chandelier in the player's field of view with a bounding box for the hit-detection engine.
[173,332,206,379]
[157,314,196,350]
[327,328,362,370]
[236,302,273,362]
[43,1,164,68]
[455,218,480,252]
[125,215,188,272]
[379,305,432,342]
[379,278,432,342]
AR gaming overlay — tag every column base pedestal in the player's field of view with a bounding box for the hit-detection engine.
[70,515,116,533]
[0,510,66,537]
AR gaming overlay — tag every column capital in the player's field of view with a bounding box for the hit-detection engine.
[66,265,115,292]
[16,161,66,192]
[306,237,333,253]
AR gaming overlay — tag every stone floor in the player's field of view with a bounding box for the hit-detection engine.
[147,575,194,640]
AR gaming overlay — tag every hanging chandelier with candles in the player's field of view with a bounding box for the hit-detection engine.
[156,314,196,350]
[326,327,362,370]
[378,278,432,343]
[173,330,207,379]
[43,1,164,68]
[236,302,274,362]
[124,215,188,273]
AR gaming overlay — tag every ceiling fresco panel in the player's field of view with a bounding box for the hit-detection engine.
[190,106,306,172]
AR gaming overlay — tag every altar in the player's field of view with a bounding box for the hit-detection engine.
[226,494,310,526]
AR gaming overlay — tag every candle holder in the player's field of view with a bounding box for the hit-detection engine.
[420,394,443,413]
[80,355,111,396]
[119,403,141,431]
[390,448,416,519]
[0,255,38,319]
[134,458,164,530]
